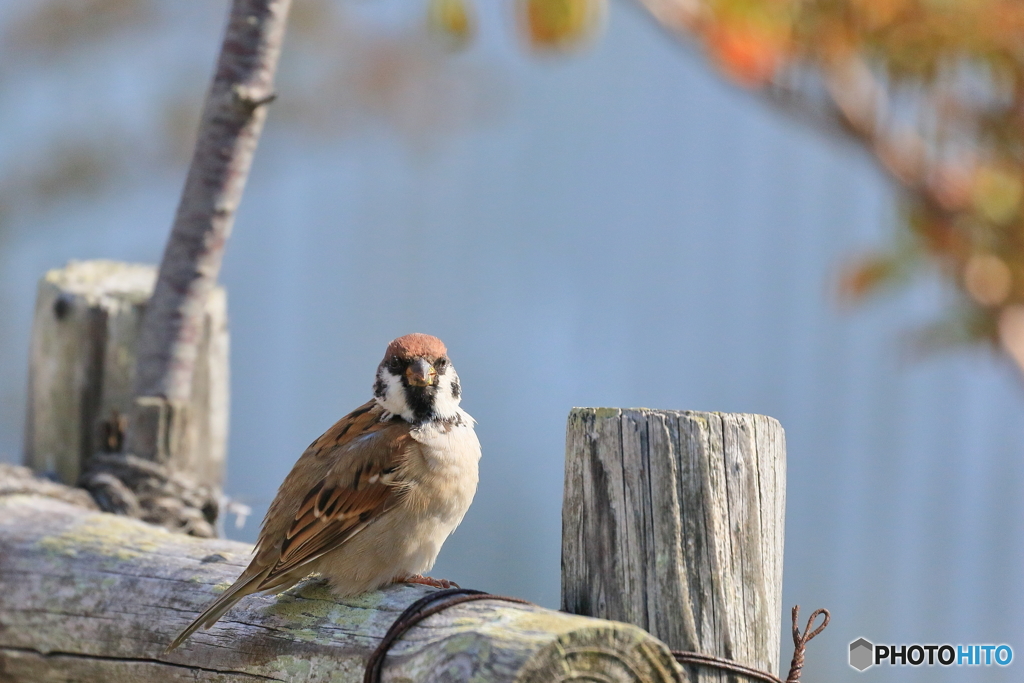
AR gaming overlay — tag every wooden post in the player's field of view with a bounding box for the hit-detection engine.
[0,474,684,683]
[23,261,229,527]
[562,408,786,681]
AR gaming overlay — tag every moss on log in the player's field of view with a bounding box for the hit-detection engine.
[0,492,684,682]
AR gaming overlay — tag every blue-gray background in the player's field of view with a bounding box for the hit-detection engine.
[1,2,1021,680]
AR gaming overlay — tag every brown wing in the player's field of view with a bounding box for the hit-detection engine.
[252,400,413,589]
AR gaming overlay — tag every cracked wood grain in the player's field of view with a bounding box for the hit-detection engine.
[0,492,684,682]
[562,408,786,683]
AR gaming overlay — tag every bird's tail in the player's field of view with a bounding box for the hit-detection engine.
[164,567,271,653]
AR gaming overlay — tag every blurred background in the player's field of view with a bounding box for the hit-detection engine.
[2,0,1023,680]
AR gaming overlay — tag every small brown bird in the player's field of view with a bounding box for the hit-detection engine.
[167,333,480,651]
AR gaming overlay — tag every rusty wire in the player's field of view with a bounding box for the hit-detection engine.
[363,588,531,683]
[673,605,830,683]
[672,651,786,683]
[784,606,831,683]
[365,588,829,683]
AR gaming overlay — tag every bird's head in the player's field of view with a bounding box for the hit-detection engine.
[373,333,462,423]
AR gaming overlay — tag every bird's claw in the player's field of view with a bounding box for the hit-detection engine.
[403,574,460,589]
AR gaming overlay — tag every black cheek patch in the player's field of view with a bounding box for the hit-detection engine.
[451,376,461,399]
[373,376,386,398]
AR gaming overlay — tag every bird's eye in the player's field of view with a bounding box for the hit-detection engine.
[435,358,449,371]
[388,357,402,370]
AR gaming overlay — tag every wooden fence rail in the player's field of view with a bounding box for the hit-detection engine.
[0,468,684,683]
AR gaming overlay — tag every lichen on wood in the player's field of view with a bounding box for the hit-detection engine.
[0,489,684,682]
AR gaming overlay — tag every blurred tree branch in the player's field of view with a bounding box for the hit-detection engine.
[1,0,156,65]
[635,0,1024,373]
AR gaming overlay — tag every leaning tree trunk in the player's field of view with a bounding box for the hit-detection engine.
[117,0,291,531]
[130,0,290,413]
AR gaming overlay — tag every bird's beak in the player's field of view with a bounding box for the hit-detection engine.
[406,358,437,387]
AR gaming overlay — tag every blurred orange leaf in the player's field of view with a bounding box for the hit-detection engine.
[705,19,788,86]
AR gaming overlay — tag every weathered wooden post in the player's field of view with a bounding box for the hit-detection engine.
[23,260,229,536]
[562,408,786,682]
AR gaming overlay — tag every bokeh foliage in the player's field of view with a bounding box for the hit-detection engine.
[7,0,1019,365]
[634,0,1024,366]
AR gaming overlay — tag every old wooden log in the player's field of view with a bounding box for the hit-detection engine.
[23,260,229,535]
[0,488,685,682]
[562,408,786,682]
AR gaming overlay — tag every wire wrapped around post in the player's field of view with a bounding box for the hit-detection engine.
[672,605,830,683]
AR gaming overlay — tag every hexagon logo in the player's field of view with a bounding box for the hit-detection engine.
[850,638,874,671]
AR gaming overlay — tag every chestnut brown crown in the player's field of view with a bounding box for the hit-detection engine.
[383,333,448,362]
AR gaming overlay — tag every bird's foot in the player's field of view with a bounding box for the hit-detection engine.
[402,574,460,589]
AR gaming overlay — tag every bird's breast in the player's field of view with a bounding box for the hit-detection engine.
[406,418,480,524]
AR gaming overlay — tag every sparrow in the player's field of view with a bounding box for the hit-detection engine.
[167,333,480,652]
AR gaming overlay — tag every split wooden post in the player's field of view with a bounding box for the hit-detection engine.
[23,260,229,529]
[562,408,786,681]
